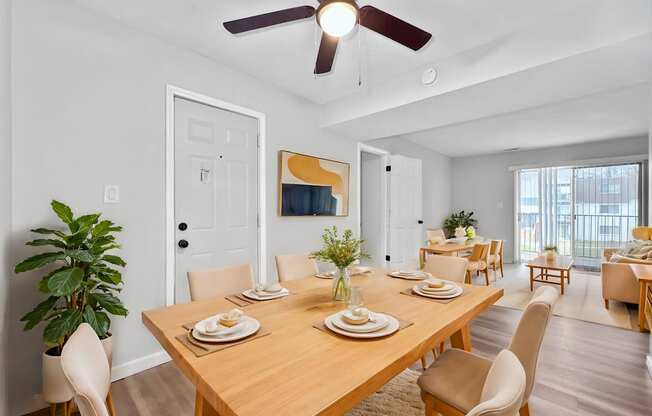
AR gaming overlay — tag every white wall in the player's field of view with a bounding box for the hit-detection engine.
[452,136,649,262]
[0,0,11,414]
[367,137,453,232]
[9,0,357,413]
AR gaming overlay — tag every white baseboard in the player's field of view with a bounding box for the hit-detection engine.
[111,349,171,381]
[646,355,652,379]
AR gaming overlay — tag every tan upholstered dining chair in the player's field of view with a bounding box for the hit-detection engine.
[418,286,558,416]
[423,255,468,283]
[187,264,253,302]
[275,254,319,282]
[426,228,446,244]
[488,240,504,278]
[421,349,526,416]
[61,323,116,416]
[466,243,491,285]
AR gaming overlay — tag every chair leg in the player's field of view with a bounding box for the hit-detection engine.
[106,389,116,416]
[499,260,504,277]
[604,298,609,310]
[519,402,531,416]
[421,355,428,370]
[50,404,57,416]
[439,341,445,354]
[484,269,490,286]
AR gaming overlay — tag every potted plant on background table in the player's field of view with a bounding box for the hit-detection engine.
[443,210,478,238]
[14,200,127,408]
[543,245,558,261]
[311,226,369,302]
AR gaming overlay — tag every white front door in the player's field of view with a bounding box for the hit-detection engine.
[174,97,259,303]
[388,155,422,269]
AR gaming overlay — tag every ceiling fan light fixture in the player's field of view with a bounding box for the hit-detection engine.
[317,0,359,38]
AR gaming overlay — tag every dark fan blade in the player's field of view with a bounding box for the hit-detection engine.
[359,5,432,51]
[223,6,315,34]
[314,32,338,74]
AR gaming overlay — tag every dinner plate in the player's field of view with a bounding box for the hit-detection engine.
[388,270,431,280]
[191,316,260,343]
[315,272,336,279]
[241,288,289,301]
[412,284,463,299]
[348,266,372,275]
[331,311,390,333]
[324,313,399,339]
[418,282,456,293]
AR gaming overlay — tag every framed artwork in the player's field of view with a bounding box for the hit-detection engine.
[278,150,350,217]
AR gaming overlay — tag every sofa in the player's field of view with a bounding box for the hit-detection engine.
[601,226,652,309]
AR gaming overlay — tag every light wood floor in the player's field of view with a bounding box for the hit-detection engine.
[32,306,652,416]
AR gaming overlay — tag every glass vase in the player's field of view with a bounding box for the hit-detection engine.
[332,267,351,302]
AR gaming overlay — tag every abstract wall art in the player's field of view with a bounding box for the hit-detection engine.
[278,150,350,217]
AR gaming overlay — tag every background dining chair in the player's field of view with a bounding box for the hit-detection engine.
[465,243,490,285]
[275,254,319,282]
[426,228,446,244]
[187,264,253,301]
[423,255,468,283]
[488,240,504,278]
[418,286,558,416]
[61,323,115,416]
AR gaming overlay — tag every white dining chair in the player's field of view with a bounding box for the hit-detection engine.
[61,323,116,416]
[275,254,319,282]
[187,264,254,301]
[418,286,558,416]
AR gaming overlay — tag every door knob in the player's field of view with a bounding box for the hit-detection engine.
[178,239,189,249]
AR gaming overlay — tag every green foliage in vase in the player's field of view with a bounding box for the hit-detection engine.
[311,226,370,269]
[543,245,558,252]
[443,210,478,237]
[15,200,128,352]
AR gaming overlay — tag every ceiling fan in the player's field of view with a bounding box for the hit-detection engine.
[223,0,432,75]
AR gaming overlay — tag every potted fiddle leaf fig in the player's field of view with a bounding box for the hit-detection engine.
[15,200,127,405]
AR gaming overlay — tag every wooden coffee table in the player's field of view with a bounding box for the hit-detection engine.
[526,255,574,295]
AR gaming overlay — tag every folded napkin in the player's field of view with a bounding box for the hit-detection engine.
[211,322,246,338]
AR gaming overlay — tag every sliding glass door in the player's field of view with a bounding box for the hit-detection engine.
[516,163,644,268]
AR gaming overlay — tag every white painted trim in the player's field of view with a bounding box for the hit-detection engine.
[165,85,267,305]
[646,354,652,379]
[508,154,648,171]
[357,143,390,267]
[513,170,520,263]
[111,350,171,381]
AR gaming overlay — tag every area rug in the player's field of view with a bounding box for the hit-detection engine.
[346,369,423,416]
[478,263,637,330]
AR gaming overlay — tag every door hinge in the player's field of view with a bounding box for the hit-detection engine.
[385,255,391,261]
[386,165,391,172]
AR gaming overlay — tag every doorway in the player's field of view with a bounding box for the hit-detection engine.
[357,144,389,268]
[165,86,267,305]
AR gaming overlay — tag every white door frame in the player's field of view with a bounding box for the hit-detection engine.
[356,143,389,267]
[165,85,267,306]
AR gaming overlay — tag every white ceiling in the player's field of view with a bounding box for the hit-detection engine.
[73,0,652,156]
[404,84,651,157]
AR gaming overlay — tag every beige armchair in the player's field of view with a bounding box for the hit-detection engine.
[601,249,646,309]
[276,254,318,282]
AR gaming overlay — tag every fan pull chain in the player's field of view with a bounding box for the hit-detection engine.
[357,27,363,87]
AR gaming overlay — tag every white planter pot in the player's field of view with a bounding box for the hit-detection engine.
[42,334,113,404]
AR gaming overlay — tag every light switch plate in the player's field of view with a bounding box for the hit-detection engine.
[104,185,120,203]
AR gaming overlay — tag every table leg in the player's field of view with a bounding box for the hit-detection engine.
[450,324,472,352]
[195,390,221,416]
[419,249,425,270]
[639,281,647,332]
[560,270,565,295]
[529,267,534,291]
[567,267,571,284]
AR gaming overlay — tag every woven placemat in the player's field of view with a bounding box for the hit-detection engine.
[399,287,468,304]
[313,313,413,339]
[225,294,254,307]
[177,320,271,357]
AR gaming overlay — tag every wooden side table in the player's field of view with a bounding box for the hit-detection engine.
[627,264,652,332]
[526,255,574,295]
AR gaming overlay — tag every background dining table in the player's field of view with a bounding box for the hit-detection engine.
[142,268,503,416]
[419,238,485,268]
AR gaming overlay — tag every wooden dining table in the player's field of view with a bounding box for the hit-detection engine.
[142,269,503,416]
[419,239,484,268]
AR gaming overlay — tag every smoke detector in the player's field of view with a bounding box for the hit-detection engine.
[421,67,438,85]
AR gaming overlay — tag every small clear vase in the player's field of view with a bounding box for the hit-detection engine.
[332,267,351,302]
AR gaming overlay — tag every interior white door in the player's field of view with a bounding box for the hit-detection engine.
[360,152,384,266]
[174,97,259,303]
[388,155,422,269]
